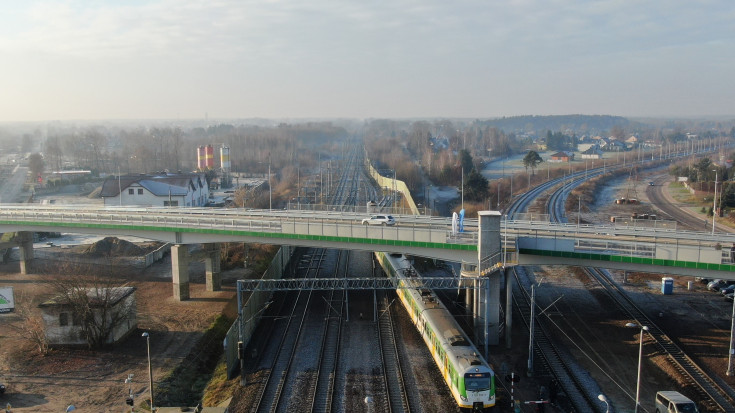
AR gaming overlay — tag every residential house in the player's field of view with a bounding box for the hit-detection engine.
[625,136,639,149]
[100,172,210,207]
[577,136,598,154]
[602,140,626,152]
[580,147,603,159]
[549,151,573,163]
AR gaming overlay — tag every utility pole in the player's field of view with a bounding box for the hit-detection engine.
[713,170,718,235]
[527,284,536,376]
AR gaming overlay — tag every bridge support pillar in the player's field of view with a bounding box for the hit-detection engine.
[18,231,34,274]
[479,270,501,346]
[205,243,222,292]
[505,267,513,349]
[172,244,190,301]
[477,211,502,350]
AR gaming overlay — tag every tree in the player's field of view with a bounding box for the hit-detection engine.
[29,152,44,178]
[463,169,489,202]
[523,151,543,175]
[7,291,49,355]
[459,149,473,176]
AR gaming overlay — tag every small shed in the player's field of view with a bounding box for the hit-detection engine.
[39,286,137,346]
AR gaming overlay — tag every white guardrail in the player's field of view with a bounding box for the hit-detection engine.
[0,204,479,246]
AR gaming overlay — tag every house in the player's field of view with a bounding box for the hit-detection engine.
[549,151,573,162]
[577,137,598,154]
[602,140,626,152]
[580,147,603,159]
[39,287,137,346]
[100,172,210,207]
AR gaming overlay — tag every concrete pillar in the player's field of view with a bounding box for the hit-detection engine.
[464,273,474,314]
[171,244,190,301]
[205,243,222,292]
[18,231,34,275]
[505,267,513,349]
[484,270,501,346]
[478,211,502,346]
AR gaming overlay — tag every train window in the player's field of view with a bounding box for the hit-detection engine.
[464,372,491,391]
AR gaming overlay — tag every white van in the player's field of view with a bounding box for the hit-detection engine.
[655,391,699,413]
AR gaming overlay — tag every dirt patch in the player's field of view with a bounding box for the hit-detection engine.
[69,237,161,257]
[0,246,247,413]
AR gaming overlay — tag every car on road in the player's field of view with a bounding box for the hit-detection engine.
[361,214,396,226]
[0,382,5,394]
[649,181,655,186]
[721,284,735,295]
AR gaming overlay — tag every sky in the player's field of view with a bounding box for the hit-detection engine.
[0,0,733,122]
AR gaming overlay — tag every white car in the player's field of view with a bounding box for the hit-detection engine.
[361,214,396,226]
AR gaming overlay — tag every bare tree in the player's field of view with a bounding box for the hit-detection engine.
[43,264,136,349]
[8,291,49,355]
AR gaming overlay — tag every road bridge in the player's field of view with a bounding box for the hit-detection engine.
[3,204,734,348]
[0,204,732,277]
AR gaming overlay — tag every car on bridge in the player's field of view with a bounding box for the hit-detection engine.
[361,214,396,226]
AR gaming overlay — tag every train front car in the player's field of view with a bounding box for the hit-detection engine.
[377,252,496,411]
[458,357,495,411]
[438,314,496,411]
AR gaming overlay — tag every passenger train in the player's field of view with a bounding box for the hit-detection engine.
[376,252,496,411]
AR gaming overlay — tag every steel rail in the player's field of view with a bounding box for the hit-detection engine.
[586,267,735,412]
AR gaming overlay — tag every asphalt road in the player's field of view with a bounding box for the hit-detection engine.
[0,165,29,203]
[646,174,731,233]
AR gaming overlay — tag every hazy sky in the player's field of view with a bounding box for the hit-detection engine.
[0,0,733,121]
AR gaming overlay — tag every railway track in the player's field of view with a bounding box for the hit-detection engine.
[585,267,735,412]
[512,266,600,412]
[377,293,412,413]
[251,249,326,413]
[310,250,348,413]
[536,155,735,412]
[245,142,432,412]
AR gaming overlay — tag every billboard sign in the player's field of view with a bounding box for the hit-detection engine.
[0,287,14,313]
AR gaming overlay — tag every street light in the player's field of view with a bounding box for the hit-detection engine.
[626,322,649,413]
[712,170,718,235]
[728,287,735,376]
[597,394,609,413]
[142,332,154,412]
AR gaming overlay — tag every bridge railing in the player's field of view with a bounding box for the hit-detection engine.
[0,205,479,246]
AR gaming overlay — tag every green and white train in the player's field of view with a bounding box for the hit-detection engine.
[377,252,496,411]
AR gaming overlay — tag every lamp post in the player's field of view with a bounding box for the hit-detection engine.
[527,283,537,376]
[268,156,272,210]
[712,170,718,235]
[626,323,649,413]
[461,166,464,212]
[118,166,122,206]
[728,288,735,376]
[142,332,154,412]
[597,394,609,413]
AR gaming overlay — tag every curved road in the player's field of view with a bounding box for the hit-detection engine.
[646,174,732,234]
